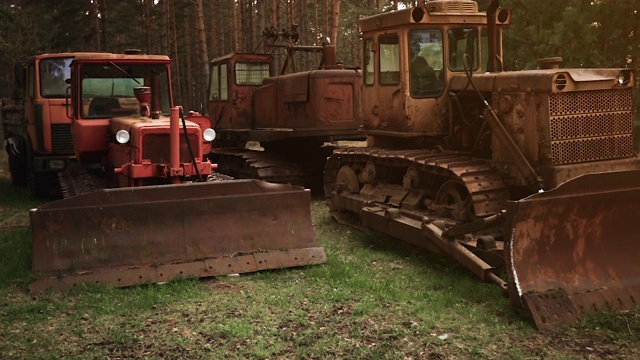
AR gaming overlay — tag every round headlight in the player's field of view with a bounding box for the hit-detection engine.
[618,70,631,85]
[203,128,216,142]
[115,130,130,144]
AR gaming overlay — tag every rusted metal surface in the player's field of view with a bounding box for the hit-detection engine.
[326,147,510,218]
[29,248,326,293]
[504,170,640,330]
[253,70,361,131]
[209,148,306,186]
[548,89,634,165]
[30,179,324,292]
[325,148,510,288]
[326,1,640,332]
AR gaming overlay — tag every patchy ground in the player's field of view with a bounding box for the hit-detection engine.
[1,149,640,359]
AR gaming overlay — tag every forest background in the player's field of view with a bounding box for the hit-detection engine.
[0,0,639,112]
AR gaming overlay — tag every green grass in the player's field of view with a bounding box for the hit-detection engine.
[0,228,32,287]
[1,173,640,359]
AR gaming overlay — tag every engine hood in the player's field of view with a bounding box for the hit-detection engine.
[109,115,199,135]
[449,68,633,93]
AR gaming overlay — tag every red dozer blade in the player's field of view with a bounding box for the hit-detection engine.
[504,170,640,330]
[29,179,326,293]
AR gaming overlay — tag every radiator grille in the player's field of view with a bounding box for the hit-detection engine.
[142,134,200,164]
[551,136,634,165]
[550,89,632,115]
[549,89,634,165]
[550,112,633,139]
[51,124,74,153]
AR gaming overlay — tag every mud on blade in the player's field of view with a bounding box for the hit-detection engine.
[29,180,326,292]
[504,170,640,330]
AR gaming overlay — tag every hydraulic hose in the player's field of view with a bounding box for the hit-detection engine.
[179,107,203,182]
[462,54,544,192]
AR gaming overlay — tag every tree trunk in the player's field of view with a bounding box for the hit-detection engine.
[324,0,328,41]
[271,0,277,27]
[184,3,194,110]
[159,0,169,55]
[91,0,100,51]
[208,0,217,57]
[250,0,256,52]
[144,0,155,54]
[195,0,209,110]
[232,1,240,52]
[270,0,279,71]
[217,0,226,56]
[258,0,266,53]
[330,0,341,46]
[98,0,108,51]
[169,0,181,105]
[314,1,319,44]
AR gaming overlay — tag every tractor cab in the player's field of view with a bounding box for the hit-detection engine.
[68,54,174,164]
[359,2,510,139]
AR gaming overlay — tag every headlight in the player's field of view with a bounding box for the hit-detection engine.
[115,130,130,144]
[203,128,216,142]
[48,159,66,170]
[618,70,632,85]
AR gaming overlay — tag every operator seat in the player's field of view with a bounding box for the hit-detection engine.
[410,56,440,96]
[88,97,122,116]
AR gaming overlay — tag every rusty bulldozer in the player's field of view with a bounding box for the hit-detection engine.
[323,0,640,330]
[18,52,325,292]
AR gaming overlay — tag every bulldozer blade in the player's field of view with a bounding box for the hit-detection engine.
[504,170,640,330]
[29,179,325,293]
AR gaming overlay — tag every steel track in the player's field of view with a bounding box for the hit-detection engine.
[324,147,511,222]
[58,168,107,198]
[209,148,307,186]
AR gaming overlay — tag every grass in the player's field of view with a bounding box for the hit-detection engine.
[1,166,640,359]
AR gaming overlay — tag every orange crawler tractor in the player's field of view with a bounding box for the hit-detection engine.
[207,33,363,190]
[324,0,640,330]
[26,52,325,292]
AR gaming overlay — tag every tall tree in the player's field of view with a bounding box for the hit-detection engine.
[330,0,341,46]
[195,0,209,110]
[92,0,101,51]
[98,0,108,51]
[232,0,240,52]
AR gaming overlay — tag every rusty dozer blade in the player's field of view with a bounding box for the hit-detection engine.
[504,170,640,330]
[29,180,326,293]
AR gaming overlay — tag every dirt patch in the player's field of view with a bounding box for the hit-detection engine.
[0,207,30,229]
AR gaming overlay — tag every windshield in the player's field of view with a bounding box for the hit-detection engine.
[40,57,73,98]
[448,27,480,71]
[235,62,270,85]
[409,29,444,97]
[79,63,171,118]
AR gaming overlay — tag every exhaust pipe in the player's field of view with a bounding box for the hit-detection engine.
[170,107,181,184]
[487,1,501,72]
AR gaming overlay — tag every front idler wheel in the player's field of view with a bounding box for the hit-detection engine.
[435,180,474,222]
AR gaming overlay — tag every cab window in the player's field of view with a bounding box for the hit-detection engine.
[209,63,229,101]
[209,64,220,100]
[79,64,171,118]
[379,34,400,85]
[40,57,73,98]
[448,27,479,71]
[364,38,374,85]
[409,29,444,97]
[235,62,270,85]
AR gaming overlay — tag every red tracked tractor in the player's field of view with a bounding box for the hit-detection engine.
[27,52,325,292]
[207,28,363,191]
[324,0,640,330]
